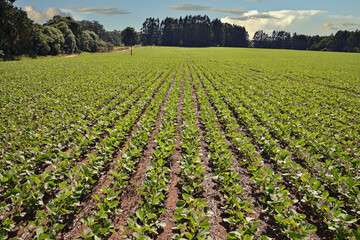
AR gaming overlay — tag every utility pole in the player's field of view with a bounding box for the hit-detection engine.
[131,36,133,56]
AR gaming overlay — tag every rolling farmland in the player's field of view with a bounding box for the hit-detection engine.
[1,47,360,239]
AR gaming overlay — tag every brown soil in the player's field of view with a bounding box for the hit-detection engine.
[62,54,78,58]
[10,69,172,240]
[188,67,228,240]
[157,66,184,240]
[62,67,176,240]
[191,66,288,239]
[109,65,180,240]
[197,67,328,240]
[115,47,136,52]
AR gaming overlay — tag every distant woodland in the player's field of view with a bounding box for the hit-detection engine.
[141,17,360,52]
[1,0,359,60]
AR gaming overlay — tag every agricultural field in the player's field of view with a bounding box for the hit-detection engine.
[0,47,360,240]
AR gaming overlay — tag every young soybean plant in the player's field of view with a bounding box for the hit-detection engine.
[172,72,211,240]
[190,68,261,239]
[127,69,181,239]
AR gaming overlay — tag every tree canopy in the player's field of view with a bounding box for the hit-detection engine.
[121,27,139,46]
[0,1,121,59]
[140,15,249,47]
[251,30,360,52]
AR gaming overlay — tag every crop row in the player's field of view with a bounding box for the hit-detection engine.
[1,63,177,239]
[126,67,182,239]
[191,63,359,239]
[79,66,180,240]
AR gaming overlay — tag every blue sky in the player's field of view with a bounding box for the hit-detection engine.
[14,0,360,38]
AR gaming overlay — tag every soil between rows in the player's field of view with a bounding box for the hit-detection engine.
[109,66,180,240]
[9,68,172,240]
[188,66,228,240]
[157,65,184,240]
[196,65,331,239]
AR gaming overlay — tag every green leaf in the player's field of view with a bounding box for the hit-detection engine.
[4,188,21,198]
[176,200,186,208]
[199,220,210,229]
[302,222,317,232]
[54,224,65,230]
[83,227,93,237]
[352,229,360,239]
[136,209,145,220]
[182,193,191,201]
[157,221,166,228]
[109,201,119,208]
[185,231,193,239]
[38,233,50,240]
[344,215,357,224]
[243,235,252,240]
[92,224,102,234]
[172,224,186,230]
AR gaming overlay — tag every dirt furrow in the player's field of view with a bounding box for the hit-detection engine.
[187,66,228,240]
[195,68,326,240]
[10,70,173,240]
[61,69,177,240]
[109,66,180,240]
[190,66,289,239]
[157,65,184,240]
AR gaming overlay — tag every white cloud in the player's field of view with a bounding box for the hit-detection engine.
[221,9,326,39]
[25,6,71,23]
[74,7,130,16]
[169,3,211,11]
[169,3,244,15]
[322,15,360,31]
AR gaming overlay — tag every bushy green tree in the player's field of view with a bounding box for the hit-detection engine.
[103,42,114,51]
[82,30,102,52]
[31,24,51,56]
[121,27,139,46]
[0,0,34,58]
[42,26,65,55]
[48,21,76,53]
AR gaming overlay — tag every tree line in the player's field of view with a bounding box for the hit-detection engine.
[0,0,130,59]
[140,16,249,47]
[253,30,360,52]
[140,16,359,52]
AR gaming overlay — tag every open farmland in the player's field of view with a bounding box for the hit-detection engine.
[1,47,360,239]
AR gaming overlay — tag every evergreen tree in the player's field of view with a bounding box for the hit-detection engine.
[141,18,160,46]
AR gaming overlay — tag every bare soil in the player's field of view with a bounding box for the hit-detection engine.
[157,66,184,239]
[109,66,179,240]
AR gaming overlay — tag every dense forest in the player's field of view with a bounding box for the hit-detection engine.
[140,17,360,52]
[1,0,359,60]
[140,16,249,47]
[252,30,360,52]
[0,0,122,59]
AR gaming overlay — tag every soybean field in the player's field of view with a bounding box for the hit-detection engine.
[1,47,360,240]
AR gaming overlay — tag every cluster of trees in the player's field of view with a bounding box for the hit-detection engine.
[32,16,103,56]
[140,15,359,52]
[140,16,249,47]
[79,20,122,46]
[1,0,34,57]
[253,30,360,52]
[0,0,126,59]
